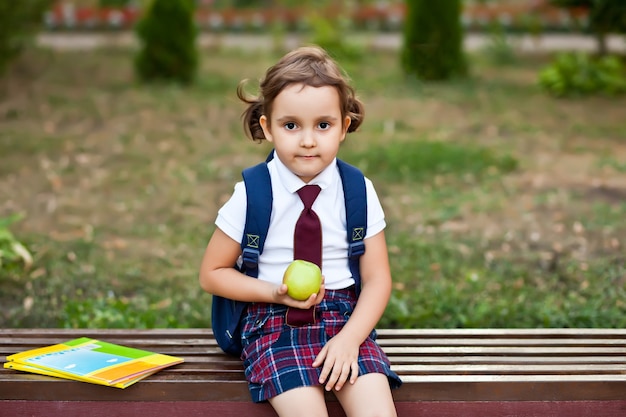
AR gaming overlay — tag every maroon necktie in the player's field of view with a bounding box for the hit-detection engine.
[286,184,322,326]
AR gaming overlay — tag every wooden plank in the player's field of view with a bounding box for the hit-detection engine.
[391,364,626,374]
[9,342,623,355]
[375,328,626,337]
[1,328,625,403]
[163,362,625,375]
[5,376,623,401]
[3,328,626,338]
[377,337,626,347]
[388,355,626,364]
[2,400,626,417]
[398,375,626,383]
[0,400,281,417]
[3,328,625,340]
[382,346,626,355]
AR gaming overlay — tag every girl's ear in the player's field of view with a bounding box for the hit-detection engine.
[342,116,352,140]
[259,115,273,142]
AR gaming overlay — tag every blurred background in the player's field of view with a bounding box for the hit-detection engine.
[1,0,625,330]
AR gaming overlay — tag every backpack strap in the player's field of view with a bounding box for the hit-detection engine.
[336,159,367,296]
[210,154,273,356]
[240,158,273,277]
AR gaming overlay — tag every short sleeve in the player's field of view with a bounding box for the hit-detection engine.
[364,177,386,238]
[215,181,247,244]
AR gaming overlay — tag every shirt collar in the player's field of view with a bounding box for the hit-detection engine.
[273,151,337,194]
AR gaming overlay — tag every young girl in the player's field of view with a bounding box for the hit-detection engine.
[199,46,401,417]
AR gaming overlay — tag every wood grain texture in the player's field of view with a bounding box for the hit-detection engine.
[1,328,625,416]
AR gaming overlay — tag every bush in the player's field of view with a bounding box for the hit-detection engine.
[401,0,467,80]
[134,0,199,84]
[308,14,363,63]
[539,52,626,97]
[0,0,53,75]
[99,0,130,7]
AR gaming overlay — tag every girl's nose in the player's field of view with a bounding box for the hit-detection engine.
[300,129,316,147]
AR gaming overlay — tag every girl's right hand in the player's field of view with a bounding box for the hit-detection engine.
[273,278,325,309]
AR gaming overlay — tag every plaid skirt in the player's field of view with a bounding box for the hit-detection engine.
[240,287,402,403]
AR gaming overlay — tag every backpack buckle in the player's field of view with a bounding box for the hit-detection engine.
[242,247,260,269]
[348,241,365,258]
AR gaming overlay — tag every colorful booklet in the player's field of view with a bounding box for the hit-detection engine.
[3,337,183,388]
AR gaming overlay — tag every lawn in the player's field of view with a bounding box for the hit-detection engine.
[1,40,625,329]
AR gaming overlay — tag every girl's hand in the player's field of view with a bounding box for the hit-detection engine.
[273,277,325,309]
[312,333,360,392]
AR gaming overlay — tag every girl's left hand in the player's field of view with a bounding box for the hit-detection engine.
[312,334,360,392]
[274,276,326,309]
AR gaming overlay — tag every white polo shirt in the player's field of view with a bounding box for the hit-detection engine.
[215,153,386,290]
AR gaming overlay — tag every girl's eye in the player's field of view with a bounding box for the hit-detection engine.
[318,122,330,130]
[284,122,297,130]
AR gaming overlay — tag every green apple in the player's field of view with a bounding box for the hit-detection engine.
[282,260,322,301]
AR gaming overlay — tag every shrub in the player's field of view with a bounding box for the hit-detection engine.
[401,0,467,80]
[0,0,53,75]
[308,14,363,63]
[539,52,626,97]
[99,0,130,7]
[134,0,199,84]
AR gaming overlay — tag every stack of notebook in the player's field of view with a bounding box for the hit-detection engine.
[3,337,183,388]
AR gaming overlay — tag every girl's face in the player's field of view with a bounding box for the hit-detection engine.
[259,83,351,183]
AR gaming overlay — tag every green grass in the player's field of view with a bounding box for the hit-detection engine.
[382,234,626,329]
[1,44,625,329]
[343,139,518,182]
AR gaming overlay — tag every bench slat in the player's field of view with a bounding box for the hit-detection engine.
[4,327,626,337]
[5,400,625,417]
[377,337,626,347]
[376,328,626,337]
[389,355,626,364]
[383,346,626,355]
[398,374,626,382]
[392,363,626,374]
[1,327,625,410]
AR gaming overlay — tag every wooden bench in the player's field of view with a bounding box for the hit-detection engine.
[1,328,625,417]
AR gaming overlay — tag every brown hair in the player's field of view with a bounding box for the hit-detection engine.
[237,46,365,142]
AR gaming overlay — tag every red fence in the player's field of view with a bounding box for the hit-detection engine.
[43,2,589,32]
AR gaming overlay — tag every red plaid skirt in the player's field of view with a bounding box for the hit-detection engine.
[240,287,402,403]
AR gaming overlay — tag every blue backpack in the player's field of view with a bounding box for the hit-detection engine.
[211,152,367,356]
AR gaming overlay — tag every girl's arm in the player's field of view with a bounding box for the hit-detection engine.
[199,227,324,308]
[312,230,392,391]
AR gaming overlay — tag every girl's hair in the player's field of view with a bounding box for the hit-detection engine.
[237,46,364,142]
